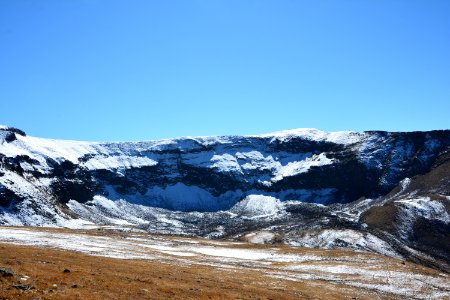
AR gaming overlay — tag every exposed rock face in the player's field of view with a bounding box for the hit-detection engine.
[0,126,449,271]
[1,127,448,211]
[361,153,450,271]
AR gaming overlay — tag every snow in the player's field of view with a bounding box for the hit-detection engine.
[357,133,390,169]
[67,197,148,227]
[0,227,448,299]
[0,227,326,263]
[82,155,158,170]
[231,195,285,218]
[0,131,160,174]
[0,139,32,157]
[1,127,345,220]
[184,150,334,184]
[161,250,197,257]
[244,231,276,244]
[395,197,450,224]
[236,151,279,171]
[17,135,99,163]
[272,153,334,182]
[188,246,274,260]
[258,128,364,145]
[394,197,450,238]
[287,229,400,257]
[282,263,450,298]
[210,153,242,173]
[400,177,411,191]
[66,193,289,236]
[184,149,335,185]
[0,227,278,261]
[2,126,449,276]
[0,171,76,227]
[143,183,238,211]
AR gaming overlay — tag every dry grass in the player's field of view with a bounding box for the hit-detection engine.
[0,243,379,300]
[1,227,449,299]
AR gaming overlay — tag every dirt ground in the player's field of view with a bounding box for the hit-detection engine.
[0,227,449,299]
[0,243,388,300]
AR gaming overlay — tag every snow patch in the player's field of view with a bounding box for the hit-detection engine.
[287,229,400,257]
[244,231,276,244]
[259,128,364,145]
[143,183,239,211]
[82,155,157,171]
[210,153,242,173]
[231,195,285,218]
[395,197,450,224]
[272,153,333,182]
[186,246,274,260]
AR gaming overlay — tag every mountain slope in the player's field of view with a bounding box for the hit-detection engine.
[1,125,449,271]
[1,126,448,212]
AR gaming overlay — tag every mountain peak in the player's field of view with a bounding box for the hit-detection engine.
[0,125,26,136]
[258,128,363,145]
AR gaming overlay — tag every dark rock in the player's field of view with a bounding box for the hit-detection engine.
[63,268,71,273]
[50,178,97,204]
[0,126,26,136]
[411,218,450,263]
[12,284,35,290]
[5,129,449,211]
[1,128,450,274]
[0,184,25,207]
[4,132,16,143]
[0,267,14,277]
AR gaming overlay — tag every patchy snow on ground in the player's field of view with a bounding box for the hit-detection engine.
[395,197,450,224]
[186,246,274,260]
[0,227,448,299]
[287,229,400,258]
[394,197,450,239]
[244,231,276,244]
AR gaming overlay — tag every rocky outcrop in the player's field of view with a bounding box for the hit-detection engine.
[1,127,449,212]
[1,126,449,272]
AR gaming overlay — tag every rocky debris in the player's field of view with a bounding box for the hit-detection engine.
[0,267,14,277]
[12,283,35,290]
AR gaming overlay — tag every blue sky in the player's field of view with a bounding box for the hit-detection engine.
[1,1,449,141]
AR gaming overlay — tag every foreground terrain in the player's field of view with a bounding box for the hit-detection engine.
[0,227,449,299]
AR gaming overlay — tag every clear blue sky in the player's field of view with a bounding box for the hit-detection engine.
[1,1,449,141]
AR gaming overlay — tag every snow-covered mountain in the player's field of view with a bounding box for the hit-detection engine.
[1,125,449,272]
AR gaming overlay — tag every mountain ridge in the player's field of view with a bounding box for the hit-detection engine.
[1,125,449,211]
[1,125,449,272]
